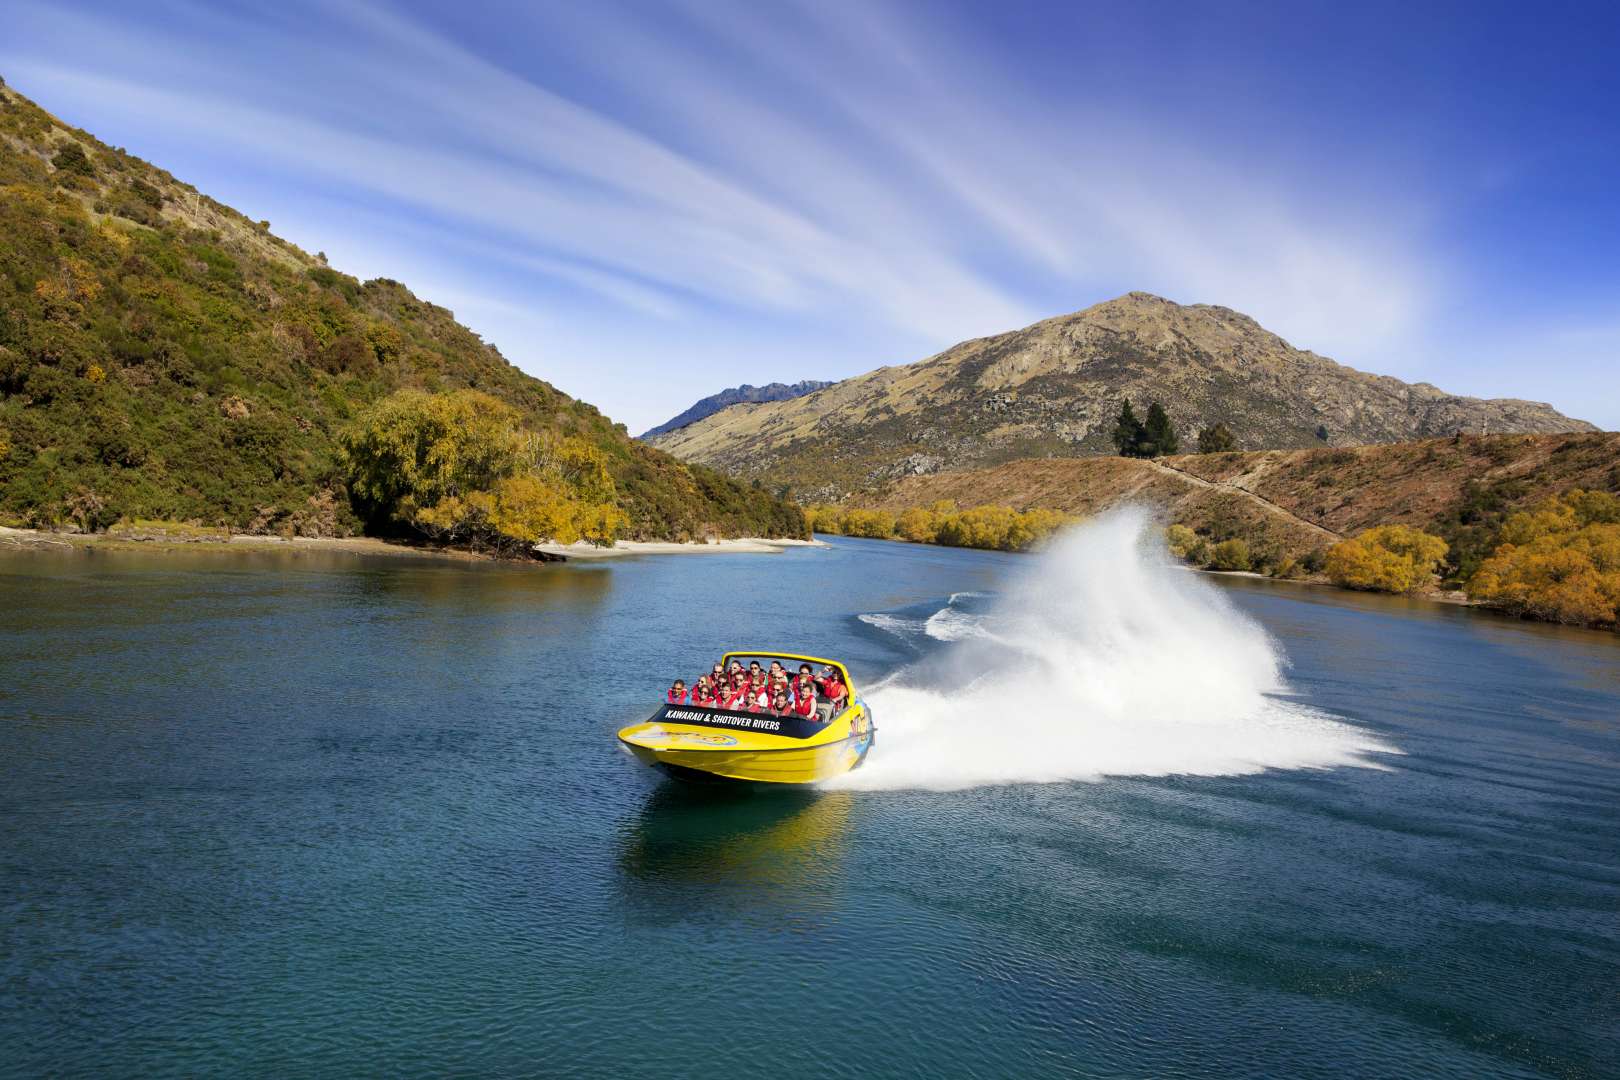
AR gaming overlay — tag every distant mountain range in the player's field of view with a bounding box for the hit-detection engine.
[0,82,803,540]
[648,292,1594,499]
[640,379,834,438]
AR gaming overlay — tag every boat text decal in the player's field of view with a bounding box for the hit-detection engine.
[663,707,781,732]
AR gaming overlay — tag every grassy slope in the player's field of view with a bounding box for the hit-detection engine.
[0,82,804,541]
[866,433,1620,578]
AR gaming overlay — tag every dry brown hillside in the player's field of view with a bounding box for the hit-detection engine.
[865,432,1620,578]
[650,293,1593,500]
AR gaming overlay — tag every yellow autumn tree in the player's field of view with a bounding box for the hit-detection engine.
[804,499,1071,552]
[1466,490,1620,627]
[896,506,939,543]
[343,389,625,554]
[841,508,898,539]
[1324,524,1448,593]
[803,504,844,535]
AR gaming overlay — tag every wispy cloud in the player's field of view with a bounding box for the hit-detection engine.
[2,0,1612,430]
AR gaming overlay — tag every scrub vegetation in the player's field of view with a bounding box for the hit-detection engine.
[0,82,805,547]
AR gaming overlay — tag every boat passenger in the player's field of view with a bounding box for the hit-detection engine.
[792,672,818,706]
[718,677,746,711]
[710,662,726,684]
[748,661,765,682]
[746,675,771,712]
[769,660,786,681]
[769,690,795,717]
[666,680,688,705]
[815,667,846,722]
[792,687,818,721]
[690,677,717,708]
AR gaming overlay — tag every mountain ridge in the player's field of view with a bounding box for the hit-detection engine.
[640,379,833,438]
[648,292,1593,499]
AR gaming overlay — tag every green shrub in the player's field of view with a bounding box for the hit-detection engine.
[1196,423,1236,453]
[1208,538,1252,571]
[51,142,95,178]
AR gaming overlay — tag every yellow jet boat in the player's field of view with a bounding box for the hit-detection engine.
[617,651,875,785]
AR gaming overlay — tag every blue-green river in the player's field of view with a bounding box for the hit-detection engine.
[2,520,1617,1078]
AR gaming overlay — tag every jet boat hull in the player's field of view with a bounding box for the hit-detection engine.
[618,702,874,785]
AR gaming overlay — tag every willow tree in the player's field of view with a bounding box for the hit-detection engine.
[343,388,626,553]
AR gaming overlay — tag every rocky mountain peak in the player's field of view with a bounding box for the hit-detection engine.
[648,294,1594,500]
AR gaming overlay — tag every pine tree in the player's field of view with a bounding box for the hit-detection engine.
[1144,402,1179,456]
[1112,400,1146,457]
[1197,422,1236,453]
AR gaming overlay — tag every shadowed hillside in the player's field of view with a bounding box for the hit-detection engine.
[0,80,804,542]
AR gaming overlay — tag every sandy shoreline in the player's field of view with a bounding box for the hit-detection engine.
[531,537,826,559]
[0,526,826,563]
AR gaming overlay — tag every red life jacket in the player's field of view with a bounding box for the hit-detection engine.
[691,689,716,707]
[666,688,687,704]
[747,688,770,712]
[792,678,816,704]
[821,678,845,703]
[792,695,816,718]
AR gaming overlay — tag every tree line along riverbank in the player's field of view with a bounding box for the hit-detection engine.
[805,435,1620,631]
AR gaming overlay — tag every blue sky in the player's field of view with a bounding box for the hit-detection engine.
[4,0,1617,433]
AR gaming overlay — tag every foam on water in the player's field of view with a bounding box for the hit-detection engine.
[833,508,1395,791]
[922,606,990,642]
[857,613,923,638]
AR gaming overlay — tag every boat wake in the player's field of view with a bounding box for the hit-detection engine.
[832,508,1395,791]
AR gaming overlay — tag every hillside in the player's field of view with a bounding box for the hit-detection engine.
[0,80,804,542]
[863,432,1620,580]
[649,292,1592,499]
[640,379,833,438]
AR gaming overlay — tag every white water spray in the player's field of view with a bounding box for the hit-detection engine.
[832,508,1394,791]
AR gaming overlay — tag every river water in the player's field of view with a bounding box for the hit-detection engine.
[2,521,1617,1078]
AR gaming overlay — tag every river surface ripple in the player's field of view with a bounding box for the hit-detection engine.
[1,536,1617,1079]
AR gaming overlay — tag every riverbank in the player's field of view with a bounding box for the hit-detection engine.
[823,530,1484,610]
[532,537,826,559]
[0,526,826,563]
